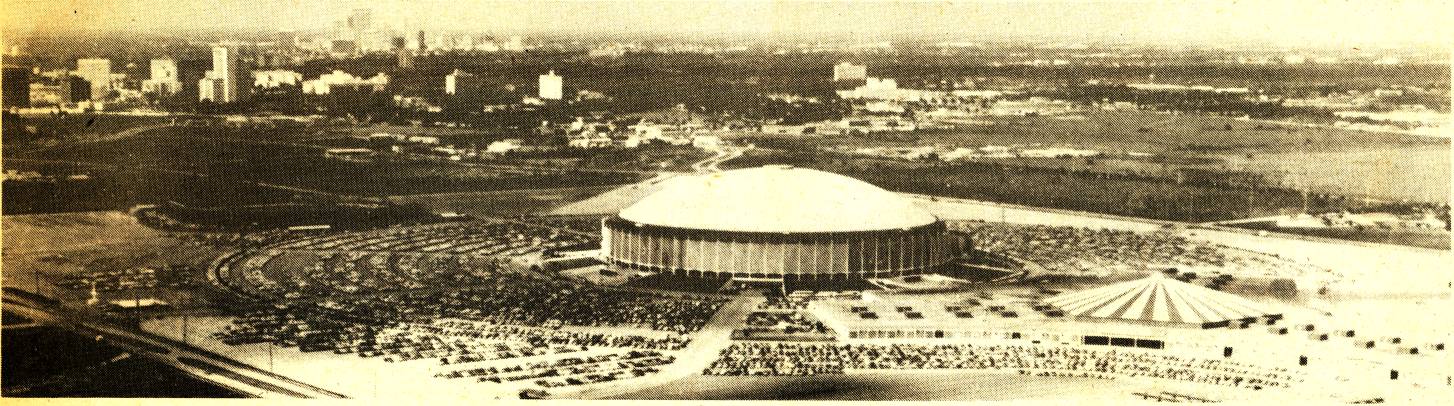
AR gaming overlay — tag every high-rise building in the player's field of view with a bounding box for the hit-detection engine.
[198,75,219,102]
[445,69,478,95]
[833,62,867,82]
[538,70,563,100]
[150,59,178,81]
[397,50,415,69]
[417,31,427,51]
[176,59,208,101]
[200,46,240,102]
[142,59,182,96]
[59,75,91,104]
[3,65,30,108]
[347,9,373,32]
[343,8,384,52]
[76,58,112,100]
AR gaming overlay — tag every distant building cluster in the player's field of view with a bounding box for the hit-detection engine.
[253,70,303,89]
[301,71,390,95]
[832,62,867,82]
[536,116,719,150]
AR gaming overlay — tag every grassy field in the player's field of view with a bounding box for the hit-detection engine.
[1230,222,1450,250]
[0,211,225,301]
[4,125,642,214]
[748,111,1448,154]
[724,148,1360,223]
[731,110,1450,204]
[388,185,620,217]
[2,159,301,214]
[1219,145,1449,203]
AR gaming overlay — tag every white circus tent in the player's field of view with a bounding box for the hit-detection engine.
[1045,273,1281,328]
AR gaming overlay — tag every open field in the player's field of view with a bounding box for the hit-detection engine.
[1228,222,1450,250]
[1220,145,1450,203]
[0,211,225,300]
[2,159,301,214]
[4,125,642,214]
[390,186,619,217]
[733,111,1449,154]
[722,150,1332,222]
[730,110,1450,204]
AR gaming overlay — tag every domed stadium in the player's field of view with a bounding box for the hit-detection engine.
[602,165,966,282]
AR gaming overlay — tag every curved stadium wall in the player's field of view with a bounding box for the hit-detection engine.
[602,216,962,280]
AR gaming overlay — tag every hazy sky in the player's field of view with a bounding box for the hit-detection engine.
[5,0,1451,48]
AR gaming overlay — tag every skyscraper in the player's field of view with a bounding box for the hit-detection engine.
[539,70,563,100]
[445,69,477,95]
[59,75,91,104]
[343,8,382,52]
[200,46,239,102]
[347,8,373,32]
[143,59,181,96]
[3,65,30,108]
[76,58,111,100]
[417,30,427,51]
[397,50,415,69]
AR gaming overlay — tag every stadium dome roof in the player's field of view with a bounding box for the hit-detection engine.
[618,165,938,233]
[1045,273,1280,325]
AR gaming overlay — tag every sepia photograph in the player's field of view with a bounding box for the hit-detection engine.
[1,0,1450,402]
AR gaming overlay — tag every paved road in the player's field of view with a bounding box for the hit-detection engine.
[2,290,347,399]
[560,293,762,399]
[691,145,751,174]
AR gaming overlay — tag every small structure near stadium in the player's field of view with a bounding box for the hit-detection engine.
[1045,273,1282,328]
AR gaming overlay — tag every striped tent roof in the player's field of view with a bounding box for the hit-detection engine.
[1045,274,1277,325]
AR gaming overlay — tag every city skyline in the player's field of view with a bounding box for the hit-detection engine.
[4,0,1452,49]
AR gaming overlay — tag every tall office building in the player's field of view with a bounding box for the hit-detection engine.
[347,9,373,32]
[343,8,384,52]
[142,59,182,96]
[3,65,30,108]
[199,46,240,102]
[76,58,112,100]
[832,62,867,82]
[59,75,91,104]
[150,59,178,81]
[417,30,427,51]
[397,50,415,69]
[445,69,478,95]
[538,70,563,100]
[177,59,208,101]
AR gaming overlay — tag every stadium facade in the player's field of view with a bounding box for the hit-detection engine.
[602,166,965,281]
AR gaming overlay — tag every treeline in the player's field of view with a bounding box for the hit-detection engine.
[1027,84,1336,119]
